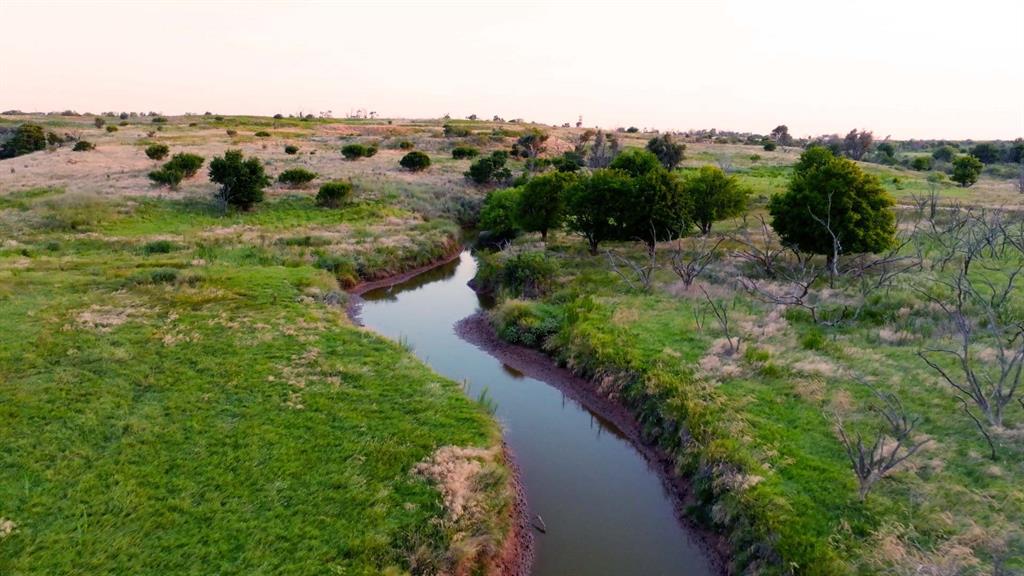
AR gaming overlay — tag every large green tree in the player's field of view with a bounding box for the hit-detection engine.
[566,151,690,255]
[646,134,686,170]
[479,187,522,240]
[610,149,691,250]
[769,147,895,274]
[515,171,577,241]
[951,155,983,187]
[683,165,750,234]
[564,169,634,255]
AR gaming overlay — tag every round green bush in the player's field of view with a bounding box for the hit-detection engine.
[105,125,118,133]
[151,117,168,124]
[341,143,371,160]
[209,149,270,210]
[72,141,95,152]
[316,181,353,208]
[148,167,184,188]
[145,143,170,160]
[254,131,271,138]
[399,151,431,172]
[277,167,318,187]
[452,146,480,159]
[763,142,778,151]
[284,144,300,155]
[165,153,204,178]
[226,129,238,137]
[398,140,414,150]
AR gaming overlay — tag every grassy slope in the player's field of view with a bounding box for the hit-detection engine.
[485,156,1023,574]
[0,189,509,575]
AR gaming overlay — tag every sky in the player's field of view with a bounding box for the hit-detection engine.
[1,0,1021,140]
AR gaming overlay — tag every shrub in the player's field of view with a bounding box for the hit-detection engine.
[400,151,431,171]
[105,125,118,133]
[145,143,170,160]
[479,187,522,239]
[341,143,373,160]
[209,149,270,210]
[151,117,167,124]
[148,167,184,188]
[314,254,358,287]
[951,155,983,187]
[552,154,583,172]
[443,123,472,137]
[465,152,512,184]
[316,181,353,208]
[476,250,558,298]
[0,123,47,158]
[226,129,238,137]
[398,140,414,150]
[452,145,480,159]
[142,240,177,254]
[277,167,318,187]
[72,141,95,152]
[284,144,299,155]
[970,142,1001,164]
[763,142,778,151]
[254,131,271,137]
[93,117,106,128]
[492,299,563,348]
[165,153,204,178]
[910,156,933,171]
[931,145,957,162]
[148,268,179,284]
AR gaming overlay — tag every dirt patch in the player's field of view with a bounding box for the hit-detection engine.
[414,445,497,522]
[74,304,144,332]
[0,518,15,538]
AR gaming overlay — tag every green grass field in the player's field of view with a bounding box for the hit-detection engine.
[486,203,1024,574]
[0,187,512,575]
[1,112,1020,575]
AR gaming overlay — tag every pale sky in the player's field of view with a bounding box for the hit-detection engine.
[2,0,1021,140]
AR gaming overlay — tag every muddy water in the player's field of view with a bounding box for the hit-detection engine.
[359,252,715,576]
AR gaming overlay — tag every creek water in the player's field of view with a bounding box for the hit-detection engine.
[359,251,716,576]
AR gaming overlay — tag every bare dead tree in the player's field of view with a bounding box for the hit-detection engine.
[835,382,930,501]
[845,230,922,293]
[806,192,843,287]
[908,188,940,225]
[916,259,1024,458]
[670,236,724,290]
[739,247,825,324]
[730,214,785,278]
[700,285,738,355]
[605,247,658,292]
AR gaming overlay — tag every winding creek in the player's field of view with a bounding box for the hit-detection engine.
[358,251,716,576]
